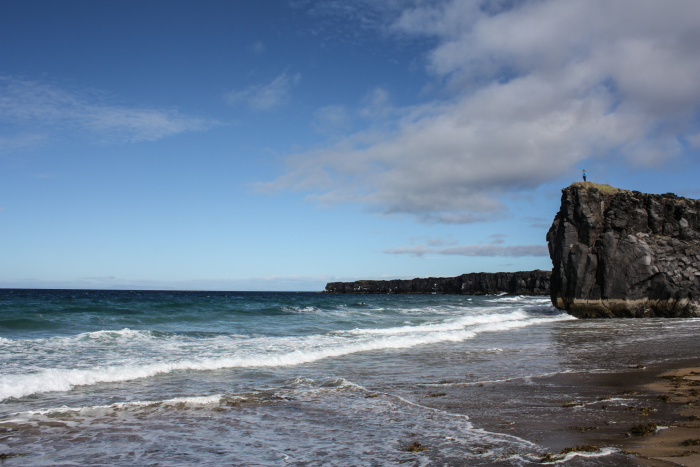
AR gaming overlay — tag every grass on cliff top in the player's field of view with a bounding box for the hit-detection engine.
[570,182,628,195]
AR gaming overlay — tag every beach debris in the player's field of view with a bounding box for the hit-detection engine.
[468,444,494,455]
[560,445,600,454]
[567,426,598,432]
[539,445,600,463]
[402,441,428,452]
[562,400,583,407]
[427,392,446,398]
[662,375,688,388]
[681,439,700,446]
[630,423,658,436]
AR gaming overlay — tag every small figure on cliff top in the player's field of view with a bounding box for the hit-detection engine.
[582,169,587,182]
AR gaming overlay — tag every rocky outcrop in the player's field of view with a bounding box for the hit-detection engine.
[547,183,700,318]
[324,270,551,295]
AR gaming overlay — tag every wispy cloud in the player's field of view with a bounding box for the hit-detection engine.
[224,72,301,111]
[426,236,458,247]
[312,105,352,133]
[0,77,215,151]
[263,0,700,223]
[384,243,548,258]
[250,41,266,54]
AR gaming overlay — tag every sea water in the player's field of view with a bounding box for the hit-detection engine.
[1,289,699,465]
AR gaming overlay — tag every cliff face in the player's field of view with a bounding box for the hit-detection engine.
[325,270,551,295]
[547,183,700,318]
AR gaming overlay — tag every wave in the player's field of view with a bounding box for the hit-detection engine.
[280,306,321,313]
[12,379,362,419]
[17,394,227,418]
[340,310,529,335]
[0,312,572,401]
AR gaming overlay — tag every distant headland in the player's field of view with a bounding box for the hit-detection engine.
[324,270,550,295]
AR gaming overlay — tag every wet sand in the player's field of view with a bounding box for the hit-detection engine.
[414,358,700,464]
[624,365,700,466]
[488,360,700,465]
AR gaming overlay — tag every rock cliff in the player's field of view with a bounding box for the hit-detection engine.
[324,270,551,295]
[547,183,700,318]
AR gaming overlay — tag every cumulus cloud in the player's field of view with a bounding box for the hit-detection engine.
[0,77,213,149]
[225,72,301,111]
[263,0,700,223]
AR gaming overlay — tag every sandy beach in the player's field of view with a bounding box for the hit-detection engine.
[420,358,700,465]
[622,365,700,466]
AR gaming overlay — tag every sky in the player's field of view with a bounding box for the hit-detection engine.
[1,0,699,291]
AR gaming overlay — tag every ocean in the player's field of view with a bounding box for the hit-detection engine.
[1,289,699,466]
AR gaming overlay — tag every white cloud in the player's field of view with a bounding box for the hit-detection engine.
[224,72,301,111]
[264,0,700,223]
[0,77,214,150]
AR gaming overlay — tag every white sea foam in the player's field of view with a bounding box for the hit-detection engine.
[80,328,151,340]
[417,370,576,387]
[340,310,529,335]
[281,306,320,313]
[0,311,572,401]
[19,394,227,417]
[538,447,619,464]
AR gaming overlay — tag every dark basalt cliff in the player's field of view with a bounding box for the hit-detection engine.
[324,270,551,295]
[547,183,700,318]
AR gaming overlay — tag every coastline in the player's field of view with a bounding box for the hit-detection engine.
[429,358,700,465]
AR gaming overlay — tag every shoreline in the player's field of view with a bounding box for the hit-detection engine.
[412,357,700,464]
[488,359,700,465]
[622,364,700,466]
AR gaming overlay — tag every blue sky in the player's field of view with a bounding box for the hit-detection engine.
[1,0,699,291]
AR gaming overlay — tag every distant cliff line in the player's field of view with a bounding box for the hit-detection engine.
[324,270,551,295]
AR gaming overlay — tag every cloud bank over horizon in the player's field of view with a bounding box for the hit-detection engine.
[262,0,700,224]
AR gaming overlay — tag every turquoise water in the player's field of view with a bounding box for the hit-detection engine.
[1,289,698,465]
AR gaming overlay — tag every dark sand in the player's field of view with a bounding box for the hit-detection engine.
[413,358,700,465]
